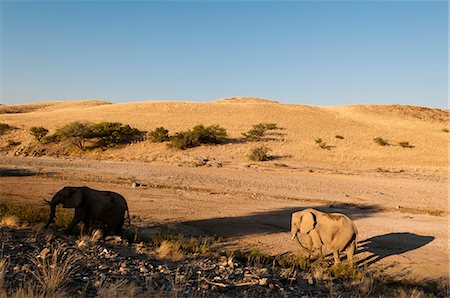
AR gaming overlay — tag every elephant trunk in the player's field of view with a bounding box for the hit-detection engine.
[44,194,61,228]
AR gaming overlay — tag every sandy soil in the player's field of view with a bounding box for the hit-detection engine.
[0,156,447,283]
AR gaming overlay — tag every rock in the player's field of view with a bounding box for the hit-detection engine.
[139,266,149,273]
[307,277,315,285]
[98,264,108,270]
[259,278,268,286]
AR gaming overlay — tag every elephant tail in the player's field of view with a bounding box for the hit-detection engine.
[126,206,131,227]
[352,221,358,248]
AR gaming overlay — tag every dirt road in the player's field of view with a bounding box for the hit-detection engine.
[0,157,447,282]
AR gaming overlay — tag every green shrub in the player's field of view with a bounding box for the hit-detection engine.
[373,137,390,146]
[149,127,170,142]
[335,135,344,139]
[169,125,227,150]
[242,123,278,141]
[248,145,271,161]
[55,121,93,150]
[87,122,145,147]
[29,126,49,141]
[0,123,12,136]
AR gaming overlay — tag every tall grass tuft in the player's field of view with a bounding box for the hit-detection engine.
[30,247,78,294]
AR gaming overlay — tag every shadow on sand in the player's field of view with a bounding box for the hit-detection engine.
[357,232,435,267]
[180,203,383,238]
[0,168,36,177]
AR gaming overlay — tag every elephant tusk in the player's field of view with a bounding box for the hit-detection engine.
[291,230,298,240]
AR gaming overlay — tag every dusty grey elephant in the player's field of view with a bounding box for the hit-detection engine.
[44,186,130,236]
[291,208,357,264]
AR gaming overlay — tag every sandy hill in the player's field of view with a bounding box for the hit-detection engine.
[0,98,448,174]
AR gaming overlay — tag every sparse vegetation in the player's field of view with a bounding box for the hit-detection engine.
[40,134,60,144]
[168,125,227,150]
[5,139,21,147]
[242,123,278,141]
[373,137,390,146]
[148,127,170,142]
[315,138,330,149]
[335,135,345,139]
[442,128,449,132]
[29,126,49,142]
[0,202,72,227]
[248,145,271,161]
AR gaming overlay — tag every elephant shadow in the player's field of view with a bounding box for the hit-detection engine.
[179,203,382,238]
[0,168,36,177]
[357,232,434,266]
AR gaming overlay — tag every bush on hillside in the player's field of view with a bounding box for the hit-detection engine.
[29,126,49,141]
[87,122,145,147]
[242,123,278,141]
[373,137,390,146]
[248,145,271,161]
[168,125,227,150]
[398,141,413,148]
[41,134,61,144]
[55,122,93,150]
[148,127,170,142]
[0,123,12,136]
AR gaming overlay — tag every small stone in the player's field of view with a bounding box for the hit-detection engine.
[139,266,149,273]
[307,277,315,285]
[259,278,268,286]
[98,264,108,270]
[269,283,275,290]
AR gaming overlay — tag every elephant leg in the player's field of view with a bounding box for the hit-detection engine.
[114,217,125,236]
[68,208,84,233]
[332,251,340,265]
[346,241,356,263]
[83,220,91,235]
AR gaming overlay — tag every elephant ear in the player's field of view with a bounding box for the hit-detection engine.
[62,188,83,208]
[300,211,316,234]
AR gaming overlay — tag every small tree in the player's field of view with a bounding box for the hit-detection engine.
[55,122,92,150]
[148,127,170,142]
[29,127,49,141]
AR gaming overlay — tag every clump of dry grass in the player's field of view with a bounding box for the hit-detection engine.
[155,241,185,261]
[96,280,139,298]
[0,216,21,228]
[30,247,78,294]
[76,229,102,249]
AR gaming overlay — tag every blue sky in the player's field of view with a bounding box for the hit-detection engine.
[0,1,448,108]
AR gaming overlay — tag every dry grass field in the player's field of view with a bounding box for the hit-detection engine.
[0,98,448,296]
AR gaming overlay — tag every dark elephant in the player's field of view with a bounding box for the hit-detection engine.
[44,186,130,236]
